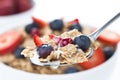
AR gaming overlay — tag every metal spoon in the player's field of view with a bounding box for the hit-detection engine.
[30,12,120,67]
[86,12,120,58]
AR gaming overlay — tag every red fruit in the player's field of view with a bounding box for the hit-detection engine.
[32,17,48,28]
[79,47,105,69]
[69,19,79,25]
[49,34,54,39]
[30,27,40,36]
[33,35,43,47]
[98,30,120,45]
[17,0,32,12]
[49,34,73,47]
[0,30,23,55]
[59,38,73,47]
[0,0,15,16]
[49,34,62,45]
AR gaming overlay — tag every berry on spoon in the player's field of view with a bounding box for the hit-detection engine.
[37,44,54,59]
[49,34,62,45]
[74,35,91,51]
[59,38,73,47]
[33,35,43,47]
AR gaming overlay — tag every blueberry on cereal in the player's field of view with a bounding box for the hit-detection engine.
[13,46,25,58]
[69,23,82,32]
[74,35,91,51]
[64,67,78,74]
[103,47,115,60]
[25,22,39,34]
[37,44,54,58]
[49,19,64,31]
[30,27,40,36]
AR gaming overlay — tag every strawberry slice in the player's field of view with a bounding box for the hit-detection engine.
[98,30,120,45]
[79,47,105,69]
[49,34,62,45]
[0,30,23,55]
[68,19,79,25]
[33,35,43,47]
[32,17,48,28]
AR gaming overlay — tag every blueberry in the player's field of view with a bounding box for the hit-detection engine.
[25,22,39,34]
[64,67,78,74]
[30,27,40,36]
[103,47,115,60]
[37,44,54,59]
[13,46,25,58]
[69,23,82,32]
[74,35,91,51]
[49,19,64,31]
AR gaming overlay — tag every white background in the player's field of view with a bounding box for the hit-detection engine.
[33,0,120,80]
[33,0,120,33]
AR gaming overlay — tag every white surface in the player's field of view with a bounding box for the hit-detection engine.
[33,0,120,79]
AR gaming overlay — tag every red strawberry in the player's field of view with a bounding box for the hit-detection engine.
[49,34,54,39]
[59,38,73,47]
[69,19,79,25]
[33,35,43,47]
[0,30,23,55]
[17,0,32,12]
[98,30,120,45]
[49,34,62,45]
[79,47,105,69]
[0,0,15,16]
[32,17,48,28]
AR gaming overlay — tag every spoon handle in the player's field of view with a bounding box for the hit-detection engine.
[90,12,120,40]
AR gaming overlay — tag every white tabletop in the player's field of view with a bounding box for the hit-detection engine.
[33,0,120,80]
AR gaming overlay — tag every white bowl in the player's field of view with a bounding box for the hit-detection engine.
[0,43,119,80]
[0,2,35,34]
[0,25,119,80]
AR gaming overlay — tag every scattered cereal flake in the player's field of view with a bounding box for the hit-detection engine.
[60,29,81,39]
[59,44,77,54]
[21,47,35,58]
[59,44,87,64]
